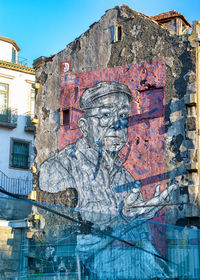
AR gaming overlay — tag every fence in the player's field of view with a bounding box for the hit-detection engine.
[0,106,18,127]
[0,195,199,279]
[17,201,200,279]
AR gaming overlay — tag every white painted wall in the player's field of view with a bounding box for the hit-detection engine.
[0,67,35,181]
[0,40,17,63]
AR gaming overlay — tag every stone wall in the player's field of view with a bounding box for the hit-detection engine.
[33,5,200,226]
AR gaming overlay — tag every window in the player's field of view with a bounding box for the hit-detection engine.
[117,25,122,41]
[62,109,70,126]
[12,48,16,63]
[0,83,9,111]
[110,25,123,43]
[10,139,30,169]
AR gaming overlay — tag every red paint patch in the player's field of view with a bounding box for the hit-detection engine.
[60,60,166,256]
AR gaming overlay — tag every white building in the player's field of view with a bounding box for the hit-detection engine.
[0,36,35,195]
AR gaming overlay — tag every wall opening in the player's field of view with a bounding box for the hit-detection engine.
[62,109,70,127]
[117,25,122,41]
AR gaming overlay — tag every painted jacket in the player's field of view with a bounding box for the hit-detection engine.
[39,137,139,216]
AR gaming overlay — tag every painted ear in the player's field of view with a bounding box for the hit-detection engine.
[78,118,88,137]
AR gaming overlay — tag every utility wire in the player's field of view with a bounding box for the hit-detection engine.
[0,187,175,264]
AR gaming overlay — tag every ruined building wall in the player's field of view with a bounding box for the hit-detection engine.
[33,5,199,226]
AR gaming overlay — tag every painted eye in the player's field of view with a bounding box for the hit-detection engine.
[103,112,110,118]
[120,113,127,118]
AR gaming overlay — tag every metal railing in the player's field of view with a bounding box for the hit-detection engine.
[17,56,28,66]
[0,106,18,128]
[24,112,35,132]
[0,170,32,196]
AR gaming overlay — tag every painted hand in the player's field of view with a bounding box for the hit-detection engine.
[123,183,178,219]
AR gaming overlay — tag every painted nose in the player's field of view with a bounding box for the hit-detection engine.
[111,118,128,131]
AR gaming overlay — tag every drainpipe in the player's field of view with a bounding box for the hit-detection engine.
[194,22,200,198]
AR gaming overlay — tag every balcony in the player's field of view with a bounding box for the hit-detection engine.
[17,56,28,66]
[0,107,18,128]
[0,169,32,196]
[24,112,35,132]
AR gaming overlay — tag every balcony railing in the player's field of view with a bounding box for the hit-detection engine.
[24,112,35,132]
[0,169,32,196]
[0,106,18,128]
[17,56,28,66]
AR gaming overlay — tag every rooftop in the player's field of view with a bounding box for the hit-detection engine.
[151,10,192,27]
[0,36,21,51]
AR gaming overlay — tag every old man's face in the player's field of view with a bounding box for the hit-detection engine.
[80,92,130,153]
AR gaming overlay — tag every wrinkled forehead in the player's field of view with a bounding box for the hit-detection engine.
[88,92,130,109]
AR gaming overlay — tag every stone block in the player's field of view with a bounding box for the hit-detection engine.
[184,93,197,106]
[26,231,34,239]
[186,131,197,146]
[186,149,198,171]
[0,227,12,233]
[186,116,196,131]
[0,234,11,241]
[189,149,197,161]
[184,204,200,217]
[188,185,199,203]
[186,162,198,172]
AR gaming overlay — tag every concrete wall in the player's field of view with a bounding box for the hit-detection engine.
[0,40,17,63]
[0,67,35,181]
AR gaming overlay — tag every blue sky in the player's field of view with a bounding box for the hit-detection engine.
[0,0,199,67]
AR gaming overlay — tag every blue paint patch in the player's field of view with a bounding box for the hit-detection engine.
[122,141,132,164]
[159,125,165,135]
[69,146,77,159]
[133,168,141,175]
[120,168,125,175]
[114,181,141,193]
[160,140,165,149]
[73,78,79,86]
[150,148,157,153]
[111,118,128,131]
[140,169,147,174]
[147,90,154,95]
[129,64,137,70]
[140,106,145,113]
[93,141,103,180]
[149,129,156,135]
[119,200,124,215]
[148,108,158,115]
[65,75,68,86]
[74,87,78,102]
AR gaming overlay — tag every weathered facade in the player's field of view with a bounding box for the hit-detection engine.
[27,5,200,278]
[34,5,200,224]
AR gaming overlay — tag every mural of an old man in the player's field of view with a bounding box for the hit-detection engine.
[39,81,176,279]
[39,81,174,217]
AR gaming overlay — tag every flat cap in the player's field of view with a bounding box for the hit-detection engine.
[79,81,132,109]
